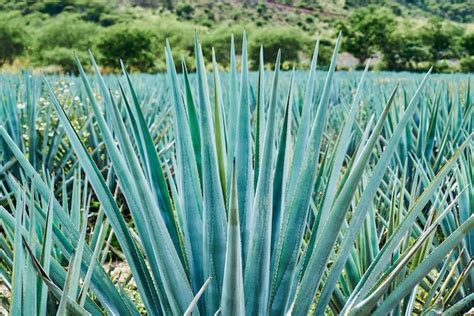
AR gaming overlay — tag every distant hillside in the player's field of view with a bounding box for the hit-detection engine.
[121,0,473,23]
[0,0,472,73]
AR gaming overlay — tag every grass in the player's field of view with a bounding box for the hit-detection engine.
[0,34,473,315]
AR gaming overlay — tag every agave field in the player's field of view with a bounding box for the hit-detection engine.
[0,34,473,315]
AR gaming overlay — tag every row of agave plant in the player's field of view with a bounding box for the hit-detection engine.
[0,33,473,315]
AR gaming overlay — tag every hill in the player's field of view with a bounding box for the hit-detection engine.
[0,0,472,73]
[121,0,473,23]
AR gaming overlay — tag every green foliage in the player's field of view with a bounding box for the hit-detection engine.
[461,32,474,55]
[339,8,469,72]
[427,1,474,23]
[460,56,474,72]
[97,24,156,72]
[0,21,27,66]
[175,3,194,20]
[34,14,97,71]
[248,27,309,69]
[40,48,88,74]
[340,6,397,63]
[25,0,111,22]
[418,18,465,61]
[201,26,245,67]
[381,31,432,71]
[344,0,473,23]
[36,13,97,51]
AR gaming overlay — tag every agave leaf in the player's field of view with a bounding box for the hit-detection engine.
[443,257,473,306]
[38,188,55,314]
[253,46,265,189]
[68,205,89,300]
[444,293,474,316]
[80,214,109,306]
[194,33,228,314]
[319,69,433,314]
[83,53,193,314]
[352,189,465,314]
[40,79,157,314]
[225,35,240,200]
[71,170,80,228]
[165,40,204,295]
[212,48,228,200]
[10,195,24,315]
[424,95,440,160]
[422,250,453,310]
[184,277,213,316]
[120,62,180,251]
[344,134,472,313]
[374,215,474,315]
[57,252,77,315]
[314,60,370,242]
[433,248,464,304]
[221,163,245,316]
[234,32,254,261]
[25,71,37,169]
[22,239,91,315]
[293,82,399,315]
[285,39,320,199]
[244,50,281,315]
[25,184,37,316]
[270,69,294,257]
[181,58,202,180]
[269,34,341,313]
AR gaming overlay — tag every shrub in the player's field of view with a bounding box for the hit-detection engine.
[97,24,156,72]
[144,17,198,70]
[35,13,97,52]
[418,18,464,61]
[33,14,97,71]
[40,48,88,74]
[460,56,474,72]
[340,6,397,63]
[461,32,474,56]
[175,3,194,20]
[0,22,27,66]
[248,27,308,69]
[201,26,245,67]
[381,31,432,71]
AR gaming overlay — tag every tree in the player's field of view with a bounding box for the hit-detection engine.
[248,27,308,69]
[40,48,88,74]
[175,3,194,20]
[340,6,397,64]
[437,2,473,23]
[381,31,432,71]
[36,14,97,52]
[201,26,245,67]
[461,32,474,56]
[418,18,464,62]
[460,56,474,73]
[0,22,26,66]
[97,24,156,72]
[34,13,97,72]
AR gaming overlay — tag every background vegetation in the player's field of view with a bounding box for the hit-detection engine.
[0,0,472,73]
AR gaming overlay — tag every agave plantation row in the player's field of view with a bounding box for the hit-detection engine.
[0,34,473,315]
